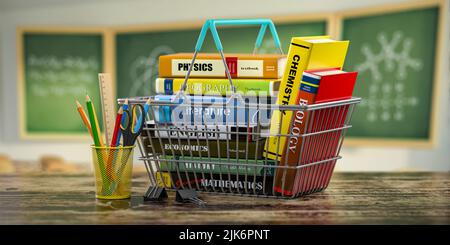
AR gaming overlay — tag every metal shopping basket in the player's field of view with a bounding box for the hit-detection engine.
[121,19,361,199]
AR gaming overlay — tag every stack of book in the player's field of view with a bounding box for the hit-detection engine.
[264,36,358,196]
[147,52,287,194]
[148,36,358,196]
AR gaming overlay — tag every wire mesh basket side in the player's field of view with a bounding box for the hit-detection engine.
[131,97,359,198]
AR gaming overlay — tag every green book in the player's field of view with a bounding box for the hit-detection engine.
[155,77,280,96]
[158,156,276,176]
[142,136,266,159]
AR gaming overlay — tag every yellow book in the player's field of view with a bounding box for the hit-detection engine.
[263,36,349,160]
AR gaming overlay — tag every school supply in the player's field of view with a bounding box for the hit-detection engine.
[156,171,275,195]
[159,156,276,175]
[263,36,349,161]
[155,77,280,96]
[105,106,124,180]
[159,53,286,79]
[133,98,150,133]
[75,100,93,138]
[116,98,129,146]
[274,68,358,196]
[151,95,271,126]
[109,104,145,196]
[133,19,361,199]
[142,136,266,159]
[92,145,134,199]
[86,94,111,195]
[98,73,116,145]
[121,104,145,146]
[85,94,103,147]
[110,106,124,147]
[146,121,260,141]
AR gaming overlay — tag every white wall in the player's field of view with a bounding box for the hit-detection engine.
[0,0,449,171]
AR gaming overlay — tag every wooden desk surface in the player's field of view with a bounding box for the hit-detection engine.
[0,172,448,225]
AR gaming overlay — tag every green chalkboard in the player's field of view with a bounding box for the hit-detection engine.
[342,7,440,141]
[22,32,104,136]
[116,20,326,98]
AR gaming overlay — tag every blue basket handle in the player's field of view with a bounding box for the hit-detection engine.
[194,19,283,53]
[174,19,283,105]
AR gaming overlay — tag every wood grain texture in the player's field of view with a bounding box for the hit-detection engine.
[0,172,448,224]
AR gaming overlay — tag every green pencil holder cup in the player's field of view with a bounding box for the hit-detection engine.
[91,145,134,199]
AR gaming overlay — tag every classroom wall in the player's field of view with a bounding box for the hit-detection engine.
[0,0,449,171]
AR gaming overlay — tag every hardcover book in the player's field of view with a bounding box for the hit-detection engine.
[155,77,280,97]
[159,53,286,79]
[156,171,275,195]
[145,121,261,141]
[274,68,357,196]
[158,156,276,176]
[263,36,349,161]
[142,136,266,159]
[151,95,272,126]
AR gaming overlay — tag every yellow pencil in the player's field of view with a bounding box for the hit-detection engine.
[75,100,93,138]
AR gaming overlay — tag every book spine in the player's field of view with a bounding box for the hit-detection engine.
[274,74,319,196]
[156,171,275,195]
[158,156,276,176]
[146,123,258,141]
[159,56,283,79]
[155,78,278,97]
[143,136,266,159]
[152,99,272,126]
[263,40,312,160]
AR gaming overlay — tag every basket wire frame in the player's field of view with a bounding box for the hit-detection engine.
[127,18,360,199]
[125,97,360,199]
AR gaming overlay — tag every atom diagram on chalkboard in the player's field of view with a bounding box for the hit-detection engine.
[355,31,423,123]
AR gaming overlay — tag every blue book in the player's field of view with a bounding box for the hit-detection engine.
[152,95,272,126]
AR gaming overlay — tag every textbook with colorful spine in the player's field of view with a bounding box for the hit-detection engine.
[159,156,276,176]
[263,36,350,161]
[156,171,275,194]
[150,95,272,126]
[159,53,286,79]
[274,68,357,196]
[156,77,280,96]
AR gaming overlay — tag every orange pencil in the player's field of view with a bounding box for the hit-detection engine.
[76,100,93,138]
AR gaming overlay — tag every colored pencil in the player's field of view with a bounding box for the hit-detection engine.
[75,100,93,138]
[86,94,104,147]
[110,106,124,147]
[105,106,124,180]
[86,94,109,195]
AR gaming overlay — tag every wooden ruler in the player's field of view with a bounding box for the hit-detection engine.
[98,73,116,145]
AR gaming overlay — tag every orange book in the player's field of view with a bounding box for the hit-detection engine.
[274,68,357,196]
[159,53,286,79]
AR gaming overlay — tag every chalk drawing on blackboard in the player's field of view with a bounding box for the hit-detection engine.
[27,55,99,97]
[355,31,423,123]
[128,45,174,96]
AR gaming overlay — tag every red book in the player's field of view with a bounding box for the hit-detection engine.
[274,68,357,196]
